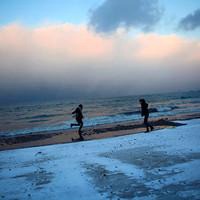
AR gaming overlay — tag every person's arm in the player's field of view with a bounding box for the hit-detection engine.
[72,108,77,114]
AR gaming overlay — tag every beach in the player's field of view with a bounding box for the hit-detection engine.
[0,112,200,151]
[0,91,200,199]
[1,0,200,198]
[1,91,200,152]
[0,118,200,199]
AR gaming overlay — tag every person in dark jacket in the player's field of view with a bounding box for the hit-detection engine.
[139,99,154,132]
[71,104,84,140]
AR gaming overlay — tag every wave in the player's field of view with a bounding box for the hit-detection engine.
[28,119,49,123]
[0,105,180,137]
[120,111,140,115]
[18,113,64,120]
[0,123,68,137]
[120,106,179,116]
[157,106,179,112]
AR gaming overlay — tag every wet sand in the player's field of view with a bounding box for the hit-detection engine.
[0,113,200,151]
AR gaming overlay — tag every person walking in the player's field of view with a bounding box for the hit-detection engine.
[139,99,154,132]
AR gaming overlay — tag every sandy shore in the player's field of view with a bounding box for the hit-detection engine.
[0,112,200,151]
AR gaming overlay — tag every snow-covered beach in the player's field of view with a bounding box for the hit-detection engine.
[0,119,200,199]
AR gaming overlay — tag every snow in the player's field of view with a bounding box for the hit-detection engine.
[0,119,200,200]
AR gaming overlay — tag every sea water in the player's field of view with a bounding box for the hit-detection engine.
[0,90,200,137]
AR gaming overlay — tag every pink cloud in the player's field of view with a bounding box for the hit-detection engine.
[133,34,200,63]
[32,24,113,61]
[0,23,199,96]
[1,23,199,64]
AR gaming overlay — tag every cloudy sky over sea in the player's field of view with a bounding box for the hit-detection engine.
[0,0,200,103]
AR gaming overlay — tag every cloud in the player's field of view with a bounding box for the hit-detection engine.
[88,0,163,33]
[0,23,200,103]
[178,8,200,31]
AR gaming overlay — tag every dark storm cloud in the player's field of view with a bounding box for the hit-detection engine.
[178,8,200,31]
[88,0,163,33]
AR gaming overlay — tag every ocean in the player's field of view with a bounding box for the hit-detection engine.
[0,90,200,137]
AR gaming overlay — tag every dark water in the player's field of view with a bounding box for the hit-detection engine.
[0,90,200,136]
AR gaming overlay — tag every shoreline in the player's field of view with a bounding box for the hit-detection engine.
[0,112,200,151]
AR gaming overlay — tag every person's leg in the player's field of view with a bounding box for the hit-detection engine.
[70,123,79,128]
[150,123,154,131]
[78,120,84,140]
[144,115,149,132]
[146,120,154,131]
[71,117,82,128]
[146,114,154,131]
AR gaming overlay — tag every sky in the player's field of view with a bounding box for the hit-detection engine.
[0,0,200,104]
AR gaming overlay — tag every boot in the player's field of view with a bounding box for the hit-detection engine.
[145,128,149,133]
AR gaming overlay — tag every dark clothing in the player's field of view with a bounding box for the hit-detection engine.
[72,107,83,123]
[144,113,149,124]
[71,106,84,140]
[141,102,149,116]
[76,118,83,124]
[144,113,152,131]
[140,101,153,132]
